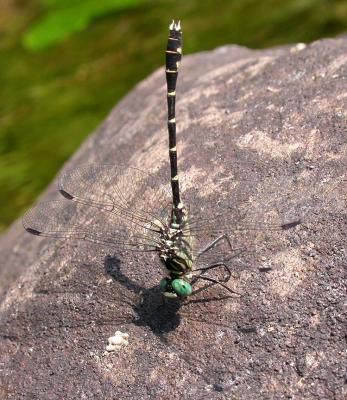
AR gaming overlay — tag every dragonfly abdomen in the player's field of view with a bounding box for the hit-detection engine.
[166,20,183,225]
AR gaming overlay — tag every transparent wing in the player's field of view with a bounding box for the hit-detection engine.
[185,172,346,236]
[59,164,172,229]
[184,171,346,260]
[22,199,163,252]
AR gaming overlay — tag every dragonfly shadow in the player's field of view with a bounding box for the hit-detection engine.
[104,255,182,336]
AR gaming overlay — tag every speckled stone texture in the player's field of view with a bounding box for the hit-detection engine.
[0,38,346,400]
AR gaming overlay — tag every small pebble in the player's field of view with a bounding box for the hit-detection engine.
[106,331,129,352]
[290,43,306,53]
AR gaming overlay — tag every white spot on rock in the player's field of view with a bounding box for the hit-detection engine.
[106,331,129,352]
[290,43,306,53]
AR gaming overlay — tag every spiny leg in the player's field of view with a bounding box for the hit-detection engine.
[197,233,233,258]
[192,234,244,295]
[190,275,241,296]
[200,246,249,279]
[193,262,232,282]
[195,233,235,280]
[196,234,249,279]
[190,261,240,296]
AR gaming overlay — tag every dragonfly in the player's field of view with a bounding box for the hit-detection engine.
[22,21,344,299]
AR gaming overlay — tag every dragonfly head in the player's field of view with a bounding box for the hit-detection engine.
[160,277,192,298]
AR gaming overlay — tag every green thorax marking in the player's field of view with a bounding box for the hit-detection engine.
[159,204,194,275]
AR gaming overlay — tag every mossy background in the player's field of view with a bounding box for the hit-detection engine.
[1,0,347,232]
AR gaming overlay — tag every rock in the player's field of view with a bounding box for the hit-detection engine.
[0,38,346,399]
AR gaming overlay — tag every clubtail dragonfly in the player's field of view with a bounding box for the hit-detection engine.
[22,21,344,299]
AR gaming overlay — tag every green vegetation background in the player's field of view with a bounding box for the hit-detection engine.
[1,0,347,231]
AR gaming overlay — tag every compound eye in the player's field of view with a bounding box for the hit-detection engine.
[171,279,192,297]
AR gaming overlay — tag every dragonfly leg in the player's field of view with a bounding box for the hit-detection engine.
[193,262,232,282]
[191,258,241,296]
[190,275,241,296]
[197,233,233,258]
[196,233,239,278]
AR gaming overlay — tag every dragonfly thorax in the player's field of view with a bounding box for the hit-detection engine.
[158,215,193,276]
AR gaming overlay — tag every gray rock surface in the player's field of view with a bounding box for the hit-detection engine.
[0,38,346,399]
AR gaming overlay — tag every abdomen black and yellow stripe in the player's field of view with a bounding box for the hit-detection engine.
[166,20,183,225]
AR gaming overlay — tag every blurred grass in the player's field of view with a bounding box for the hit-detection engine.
[23,0,145,51]
[0,0,347,231]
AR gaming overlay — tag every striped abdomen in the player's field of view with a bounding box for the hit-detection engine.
[166,21,183,225]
